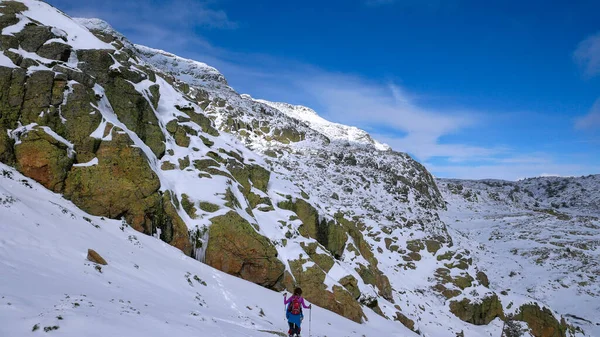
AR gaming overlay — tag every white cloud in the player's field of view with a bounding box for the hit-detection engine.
[52,0,235,51]
[575,98,600,130]
[573,32,600,78]
[291,73,496,162]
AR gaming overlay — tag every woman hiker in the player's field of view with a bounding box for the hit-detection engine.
[284,288,312,337]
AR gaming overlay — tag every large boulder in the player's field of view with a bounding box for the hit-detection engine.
[63,127,161,232]
[14,127,73,192]
[87,249,107,265]
[205,211,285,288]
[37,42,71,62]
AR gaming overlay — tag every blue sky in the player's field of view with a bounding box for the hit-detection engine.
[48,0,600,180]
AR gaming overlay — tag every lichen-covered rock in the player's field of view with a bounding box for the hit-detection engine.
[205,211,285,289]
[476,271,490,287]
[181,193,198,219]
[59,83,102,163]
[199,202,220,213]
[0,129,15,164]
[148,84,160,109]
[406,239,425,253]
[52,65,95,88]
[104,77,165,158]
[432,283,462,299]
[20,70,54,125]
[15,24,55,53]
[161,161,176,170]
[282,200,348,259]
[0,67,26,129]
[0,1,28,16]
[36,42,71,62]
[394,311,416,332]
[64,128,161,233]
[178,106,219,137]
[300,242,334,272]
[227,161,270,194]
[271,127,304,144]
[77,49,115,85]
[356,263,393,301]
[435,268,474,290]
[339,275,361,299]
[514,303,569,337]
[288,258,364,323]
[425,239,442,254]
[334,214,372,263]
[14,127,73,192]
[449,295,504,325]
[156,191,192,255]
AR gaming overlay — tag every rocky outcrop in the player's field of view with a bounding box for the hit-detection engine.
[63,128,161,233]
[287,258,365,323]
[205,211,285,288]
[514,303,569,337]
[14,127,73,192]
[280,198,348,259]
[449,295,504,325]
[394,310,416,332]
[59,83,103,163]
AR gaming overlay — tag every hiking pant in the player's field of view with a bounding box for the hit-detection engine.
[288,322,301,336]
[286,312,303,336]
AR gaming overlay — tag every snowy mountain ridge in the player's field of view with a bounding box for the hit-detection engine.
[253,99,390,151]
[0,1,595,337]
[76,16,388,151]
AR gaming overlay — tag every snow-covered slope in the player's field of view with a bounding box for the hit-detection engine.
[438,176,600,336]
[0,163,409,337]
[0,1,592,336]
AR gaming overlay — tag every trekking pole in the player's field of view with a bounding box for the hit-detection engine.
[283,293,287,321]
[309,306,312,337]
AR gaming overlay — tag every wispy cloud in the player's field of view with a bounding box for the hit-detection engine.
[573,32,600,78]
[575,98,600,130]
[291,73,496,161]
[49,0,236,50]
